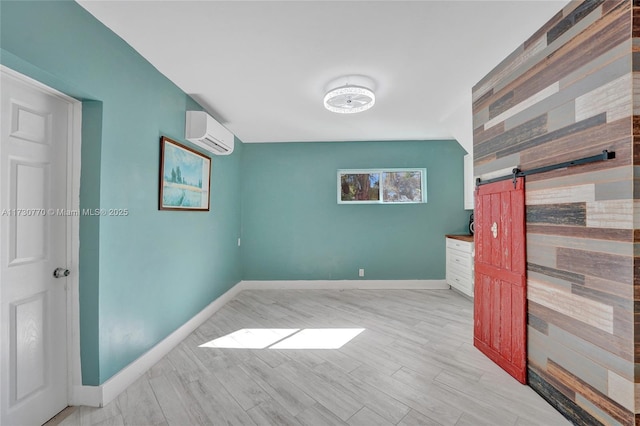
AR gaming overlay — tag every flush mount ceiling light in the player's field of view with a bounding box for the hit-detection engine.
[323,75,376,114]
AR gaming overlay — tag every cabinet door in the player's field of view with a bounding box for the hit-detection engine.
[446,238,474,298]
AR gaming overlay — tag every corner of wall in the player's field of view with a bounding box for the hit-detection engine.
[80,100,103,385]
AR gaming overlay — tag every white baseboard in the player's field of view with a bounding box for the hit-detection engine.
[239,279,449,290]
[72,278,449,407]
[73,281,244,407]
[70,385,102,407]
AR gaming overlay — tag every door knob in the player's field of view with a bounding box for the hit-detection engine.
[53,267,70,278]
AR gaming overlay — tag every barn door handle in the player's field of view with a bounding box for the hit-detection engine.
[491,222,498,239]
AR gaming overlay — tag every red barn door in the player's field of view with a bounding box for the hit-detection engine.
[474,177,527,383]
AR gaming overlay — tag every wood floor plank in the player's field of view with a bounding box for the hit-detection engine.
[275,359,363,421]
[393,366,520,425]
[213,364,272,411]
[239,356,316,417]
[346,406,393,426]
[185,375,256,425]
[475,370,576,425]
[369,343,444,380]
[455,411,514,426]
[514,414,568,426]
[306,348,363,373]
[252,346,291,368]
[294,403,349,426]
[165,344,209,384]
[280,349,326,369]
[338,343,403,377]
[149,373,201,426]
[312,362,410,424]
[389,338,484,383]
[116,377,167,426]
[146,357,175,380]
[424,371,519,426]
[397,409,443,426]
[246,399,302,426]
[349,364,463,425]
[91,414,125,426]
[167,371,215,425]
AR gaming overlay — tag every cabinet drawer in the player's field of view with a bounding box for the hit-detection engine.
[447,261,472,280]
[446,238,473,254]
[447,270,473,296]
[447,250,472,269]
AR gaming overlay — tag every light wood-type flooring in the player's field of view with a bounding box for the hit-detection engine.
[53,289,570,426]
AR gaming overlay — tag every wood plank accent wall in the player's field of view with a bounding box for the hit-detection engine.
[472,1,637,425]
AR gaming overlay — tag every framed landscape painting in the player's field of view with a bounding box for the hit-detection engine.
[159,136,211,211]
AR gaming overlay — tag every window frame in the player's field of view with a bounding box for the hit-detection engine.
[337,168,427,205]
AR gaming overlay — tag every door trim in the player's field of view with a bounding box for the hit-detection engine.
[0,66,83,409]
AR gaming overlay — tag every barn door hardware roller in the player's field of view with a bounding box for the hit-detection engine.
[475,150,615,187]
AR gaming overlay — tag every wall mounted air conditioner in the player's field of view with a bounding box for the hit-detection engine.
[185,111,235,155]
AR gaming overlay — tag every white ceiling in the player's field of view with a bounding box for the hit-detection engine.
[77,0,568,149]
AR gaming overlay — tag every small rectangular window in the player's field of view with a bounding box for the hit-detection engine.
[337,168,426,204]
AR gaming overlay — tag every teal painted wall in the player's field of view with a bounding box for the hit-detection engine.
[1,1,243,384]
[241,141,469,280]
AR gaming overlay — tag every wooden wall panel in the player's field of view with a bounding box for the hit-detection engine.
[526,203,587,226]
[547,360,633,424]
[519,118,630,169]
[472,1,637,424]
[529,363,603,425]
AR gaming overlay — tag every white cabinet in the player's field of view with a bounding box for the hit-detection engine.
[446,236,474,298]
[464,154,474,210]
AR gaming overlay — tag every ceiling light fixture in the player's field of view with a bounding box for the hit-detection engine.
[323,75,376,114]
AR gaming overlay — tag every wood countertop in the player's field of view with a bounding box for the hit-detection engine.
[445,234,474,243]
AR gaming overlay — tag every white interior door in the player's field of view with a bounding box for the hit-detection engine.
[1,69,72,425]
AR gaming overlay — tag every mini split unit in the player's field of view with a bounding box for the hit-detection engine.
[185,111,235,155]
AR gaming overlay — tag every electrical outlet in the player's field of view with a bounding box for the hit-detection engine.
[358,268,365,277]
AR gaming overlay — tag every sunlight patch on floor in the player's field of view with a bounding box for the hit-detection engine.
[199,328,299,349]
[270,328,365,349]
[199,328,365,350]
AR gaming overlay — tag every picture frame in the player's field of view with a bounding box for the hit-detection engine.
[159,136,211,211]
[337,168,426,204]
